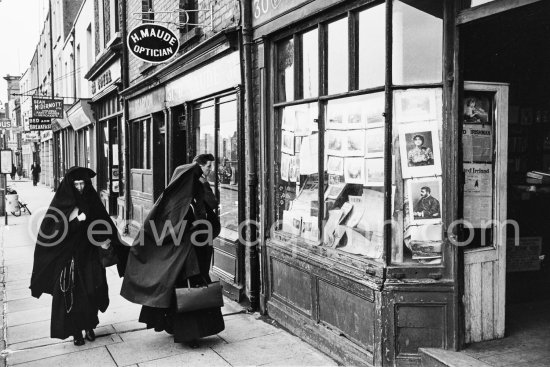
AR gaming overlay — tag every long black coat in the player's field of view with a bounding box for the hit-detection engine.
[121,163,210,308]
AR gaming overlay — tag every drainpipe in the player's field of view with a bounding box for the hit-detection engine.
[241,0,259,312]
[120,0,131,234]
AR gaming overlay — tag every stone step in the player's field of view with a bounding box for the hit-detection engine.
[419,348,492,367]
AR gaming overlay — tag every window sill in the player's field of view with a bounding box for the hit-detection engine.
[267,234,385,282]
[179,27,202,48]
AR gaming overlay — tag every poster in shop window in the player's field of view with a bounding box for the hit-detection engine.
[463,124,493,163]
[463,163,493,228]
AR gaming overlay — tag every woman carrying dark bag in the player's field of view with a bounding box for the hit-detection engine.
[121,154,224,348]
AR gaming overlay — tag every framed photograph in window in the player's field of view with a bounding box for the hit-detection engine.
[326,102,346,130]
[327,156,344,176]
[365,157,384,186]
[344,130,365,157]
[365,127,384,158]
[407,177,443,225]
[365,92,385,128]
[281,130,295,154]
[326,130,346,156]
[464,92,491,124]
[398,121,441,178]
[346,101,365,129]
[394,89,437,123]
[280,153,291,182]
[344,157,364,184]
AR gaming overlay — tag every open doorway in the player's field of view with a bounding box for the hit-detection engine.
[460,0,550,359]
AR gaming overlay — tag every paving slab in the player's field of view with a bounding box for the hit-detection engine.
[10,346,117,367]
[7,333,123,365]
[7,306,51,327]
[212,330,319,366]
[138,349,232,367]
[259,351,339,366]
[217,314,283,343]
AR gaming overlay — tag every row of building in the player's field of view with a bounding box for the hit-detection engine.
[7,0,550,366]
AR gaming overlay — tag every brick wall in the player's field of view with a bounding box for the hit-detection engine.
[125,0,240,86]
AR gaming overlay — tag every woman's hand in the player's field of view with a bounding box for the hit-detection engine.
[69,207,79,221]
[100,240,111,249]
[77,212,87,222]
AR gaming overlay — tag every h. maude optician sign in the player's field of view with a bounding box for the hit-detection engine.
[32,97,64,119]
[128,24,180,63]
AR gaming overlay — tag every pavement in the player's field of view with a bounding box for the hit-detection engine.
[0,178,338,367]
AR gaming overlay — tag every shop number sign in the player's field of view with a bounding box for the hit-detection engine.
[253,0,305,27]
[128,24,180,64]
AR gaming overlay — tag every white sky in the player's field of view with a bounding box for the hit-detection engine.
[0,0,48,104]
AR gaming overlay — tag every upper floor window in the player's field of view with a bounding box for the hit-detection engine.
[179,0,198,35]
[142,0,154,23]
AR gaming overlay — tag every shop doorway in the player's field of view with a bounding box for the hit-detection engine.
[460,0,550,348]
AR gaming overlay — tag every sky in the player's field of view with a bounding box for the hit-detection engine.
[0,0,48,104]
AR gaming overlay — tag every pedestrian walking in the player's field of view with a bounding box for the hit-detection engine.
[10,164,16,180]
[121,153,224,348]
[30,166,128,346]
[16,165,23,180]
[30,161,41,186]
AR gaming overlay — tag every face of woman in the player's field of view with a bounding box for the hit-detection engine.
[413,137,423,147]
[200,161,214,177]
[74,180,85,194]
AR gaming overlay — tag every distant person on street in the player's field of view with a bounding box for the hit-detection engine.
[121,153,224,349]
[30,166,128,346]
[10,164,16,180]
[30,161,41,186]
[17,165,23,180]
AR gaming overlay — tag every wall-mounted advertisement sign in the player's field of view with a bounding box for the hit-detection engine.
[0,118,11,128]
[29,117,52,131]
[0,149,13,174]
[32,97,64,118]
[128,24,180,64]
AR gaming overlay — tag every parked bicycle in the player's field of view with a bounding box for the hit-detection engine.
[6,186,32,216]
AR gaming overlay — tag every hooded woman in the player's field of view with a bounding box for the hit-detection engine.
[30,166,128,346]
[121,154,224,348]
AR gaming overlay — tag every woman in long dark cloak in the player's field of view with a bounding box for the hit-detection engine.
[30,167,127,345]
[121,154,224,348]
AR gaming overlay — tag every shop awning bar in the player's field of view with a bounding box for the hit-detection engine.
[457,0,542,25]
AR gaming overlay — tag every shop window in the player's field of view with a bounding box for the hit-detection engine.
[275,103,320,243]
[392,0,443,85]
[131,119,151,169]
[271,2,445,268]
[327,17,349,95]
[358,4,385,89]
[277,38,294,102]
[194,94,240,234]
[391,88,443,264]
[98,122,109,190]
[302,29,319,99]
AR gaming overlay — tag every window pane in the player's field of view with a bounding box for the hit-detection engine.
[391,88,443,265]
[277,38,294,102]
[392,0,443,85]
[218,99,239,232]
[302,29,319,98]
[359,4,386,89]
[328,18,349,95]
[275,103,319,243]
[322,94,384,261]
[195,104,216,184]
[99,122,109,190]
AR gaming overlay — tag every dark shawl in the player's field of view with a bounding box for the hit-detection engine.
[120,163,207,308]
[30,166,128,299]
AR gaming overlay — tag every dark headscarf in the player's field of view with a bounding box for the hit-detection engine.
[30,166,128,298]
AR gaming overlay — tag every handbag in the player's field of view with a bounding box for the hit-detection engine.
[175,278,224,313]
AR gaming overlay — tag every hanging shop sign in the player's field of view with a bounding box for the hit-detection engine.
[128,23,180,64]
[32,97,64,118]
[29,117,52,131]
[0,149,13,174]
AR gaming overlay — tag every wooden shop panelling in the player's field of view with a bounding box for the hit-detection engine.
[271,258,313,315]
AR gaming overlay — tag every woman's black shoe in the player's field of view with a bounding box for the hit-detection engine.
[85,329,96,341]
[187,340,200,349]
[73,333,85,346]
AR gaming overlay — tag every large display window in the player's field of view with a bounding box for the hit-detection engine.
[194,93,240,234]
[271,0,444,267]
